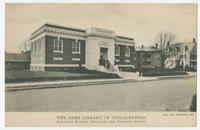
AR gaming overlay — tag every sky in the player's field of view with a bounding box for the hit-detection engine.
[5,3,197,53]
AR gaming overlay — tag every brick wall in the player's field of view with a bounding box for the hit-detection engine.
[45,35,85,65]
[115,45,135,65]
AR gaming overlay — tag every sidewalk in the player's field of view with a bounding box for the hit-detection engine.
[5,72,196,91]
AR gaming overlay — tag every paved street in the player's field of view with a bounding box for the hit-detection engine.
[6,77,196,112]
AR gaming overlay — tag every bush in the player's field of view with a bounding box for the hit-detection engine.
[5,69,120,83]
[142,70,188,77]
[119,67,136,72]
[185,67,197,72]
[189,94,196,112]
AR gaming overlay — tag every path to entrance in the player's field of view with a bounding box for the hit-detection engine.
[116,71,157,80]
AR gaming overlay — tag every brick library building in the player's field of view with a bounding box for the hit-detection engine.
[30,23,136,72]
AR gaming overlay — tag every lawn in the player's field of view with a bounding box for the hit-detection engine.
[5,69,120,83]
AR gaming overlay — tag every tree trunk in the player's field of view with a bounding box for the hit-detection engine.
[160,51,165,71]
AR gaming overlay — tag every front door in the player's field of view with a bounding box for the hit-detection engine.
[99,47,108,66]
[100,47,108,59]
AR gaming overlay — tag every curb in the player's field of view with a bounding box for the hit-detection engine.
[5,75,196,91]
[5,79,137,91]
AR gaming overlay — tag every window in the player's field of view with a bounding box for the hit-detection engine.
[190,54,197,60]
[115,44,120,56]
[176,46,180,52]
[125,46,130,57]
[168,47,172,52]
[143,61,151,65]
[181,55,187,58]
[185,46,188,51]
[54,39,63,53]
[143,53,151,59]
[72,41,81,54]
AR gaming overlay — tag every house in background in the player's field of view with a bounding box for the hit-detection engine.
[29,23,135,72]
[135,45,161,70]
[5,52,31,70]
[166,39,197,70]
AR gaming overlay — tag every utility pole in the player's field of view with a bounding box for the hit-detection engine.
[183,45,186,72]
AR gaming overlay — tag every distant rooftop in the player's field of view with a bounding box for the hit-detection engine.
[170,41,197,53]
[135,46,159,52]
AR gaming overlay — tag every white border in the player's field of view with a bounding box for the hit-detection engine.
[0,0,4,129]
[2,0,199,3]
[1,0,199,130]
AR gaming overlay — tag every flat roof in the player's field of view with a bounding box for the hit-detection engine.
[31,23,134,42]
[5,53,30,62]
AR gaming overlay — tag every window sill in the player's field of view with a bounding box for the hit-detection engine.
[72,58,80,61]
[72,52,80,54]
[54,51,63,53]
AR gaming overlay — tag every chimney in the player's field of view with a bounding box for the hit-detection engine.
[193,38,196,43]
[155,43,158,49]
[167,41,170,47]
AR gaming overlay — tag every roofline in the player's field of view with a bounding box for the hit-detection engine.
[135,46,160,52]
[30,23,135,43]
[31,24,46,36]
[173,41,196,45]
[116,35,134,41]
[31,23,86,36]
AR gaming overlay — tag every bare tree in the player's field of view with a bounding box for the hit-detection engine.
[155,32,176,70]
[17,39,31,53]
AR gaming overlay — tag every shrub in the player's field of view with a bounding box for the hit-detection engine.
[5,69,120,83]
[142,70,188,77]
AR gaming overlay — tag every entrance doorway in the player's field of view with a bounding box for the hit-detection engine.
[100,47,108,59]
[99,47,108,66]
